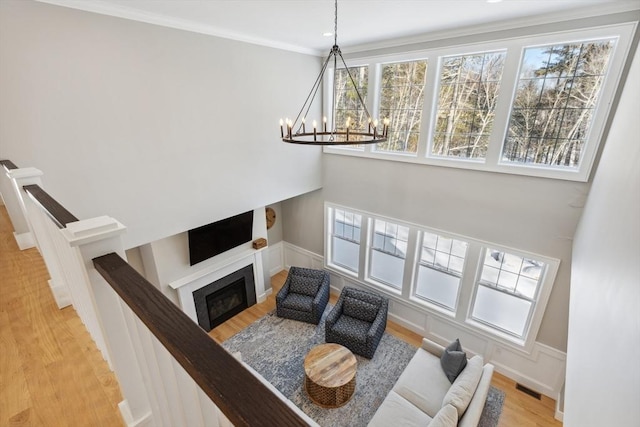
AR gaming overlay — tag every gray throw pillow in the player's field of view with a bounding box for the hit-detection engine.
[441,338,467,383]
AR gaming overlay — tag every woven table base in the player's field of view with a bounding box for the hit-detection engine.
[305,375,356,408]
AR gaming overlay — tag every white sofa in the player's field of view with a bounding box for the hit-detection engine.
[368,338,494,427]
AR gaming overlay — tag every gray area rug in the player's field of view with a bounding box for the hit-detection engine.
[222,308,504,426]
[479,386,505,427]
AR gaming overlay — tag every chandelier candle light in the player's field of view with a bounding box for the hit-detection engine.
[279,0,389,145]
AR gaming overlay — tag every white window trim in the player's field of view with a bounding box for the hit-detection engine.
[323,22,637,182]
[363,216,412,295]
[323,202,560,353]
[409,229,470,316]
[465,246,559,348]
[325,206,362,278]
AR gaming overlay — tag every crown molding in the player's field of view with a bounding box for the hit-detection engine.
[34,0,639,58]
[35,0,322,56]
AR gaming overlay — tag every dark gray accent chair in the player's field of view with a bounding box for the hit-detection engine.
[325,287,388,359]
[276,267,330,325]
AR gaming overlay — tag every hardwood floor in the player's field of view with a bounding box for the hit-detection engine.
[211,270,563,427]
[0,207,124,426]
[2,202,561,426]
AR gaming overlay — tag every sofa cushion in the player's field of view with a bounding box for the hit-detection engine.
[442,355,484,418]
[280,293,314,312]
[392,348,452,418]
[367,390,432,427]
[289,275,321,297]
[330,315,371,344]
[343,296,378,323]
[441,339,467,383]
[429,404,458,427]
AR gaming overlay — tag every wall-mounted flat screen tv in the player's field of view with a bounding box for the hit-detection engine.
[188,210,254,266]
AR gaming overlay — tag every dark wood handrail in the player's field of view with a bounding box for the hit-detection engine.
[23,184,79,229]
[93,253,310,427]
[1,159,19,170]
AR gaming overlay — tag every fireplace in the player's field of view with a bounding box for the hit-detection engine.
[192,264,257,331]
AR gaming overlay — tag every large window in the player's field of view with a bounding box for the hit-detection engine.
[432,51,506,160]
[367,219,409,290]
[502,39,616,168]
[327,207,362,274]
[323,23,634,181]
[324,203,559,349]
[414,231,468,311]
[471,249,546,338]
[375,60,428,154]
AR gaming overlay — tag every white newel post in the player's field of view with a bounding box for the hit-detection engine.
[6,168,42,248]
[62,216,154,427]
[1,166,35,249]
[8,168,73,308]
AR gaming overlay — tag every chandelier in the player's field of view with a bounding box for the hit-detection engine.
[280,0,388,145]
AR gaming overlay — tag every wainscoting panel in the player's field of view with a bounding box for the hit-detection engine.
[388,299,429,335]
[282,241,567,400]
[488,343,567,398]
[267,242,284,277]
[426,317,490,358]
[283,242,324,271]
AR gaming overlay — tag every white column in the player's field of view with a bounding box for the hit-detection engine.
[4,167,40,249]
[253,250,267,303]
[63,216,154,427]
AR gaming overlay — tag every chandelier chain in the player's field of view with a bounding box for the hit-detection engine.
[334,0,338,46]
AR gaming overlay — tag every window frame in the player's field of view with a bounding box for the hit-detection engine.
[325,206,363,277]
[373,58,430,155]
[466,246,559,347]
[364,216,411,294]
[410,228,470,314]
[429,49,508,162]
[322,23,636,182]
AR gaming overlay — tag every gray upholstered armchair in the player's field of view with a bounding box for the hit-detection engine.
[325,287,388,359]
[276,267,330,325]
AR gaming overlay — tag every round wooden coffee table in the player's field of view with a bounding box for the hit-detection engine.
[303,343,357,408]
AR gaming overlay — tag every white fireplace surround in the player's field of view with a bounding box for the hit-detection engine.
[169,248,268,324]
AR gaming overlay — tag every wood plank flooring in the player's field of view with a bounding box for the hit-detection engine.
[2,202,562,426]
[0,206,124,426]
[211,271,563,427]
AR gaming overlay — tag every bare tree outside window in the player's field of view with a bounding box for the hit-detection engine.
[432,51,506,159]
[502,39,615,167]
[376,60,428,153]
[334,66,368,148]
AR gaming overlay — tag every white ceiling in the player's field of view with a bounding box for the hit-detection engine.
[40,0,636,54]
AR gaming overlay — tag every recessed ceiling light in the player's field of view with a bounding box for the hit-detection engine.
[323,32,333,37]
[487,0,503,3]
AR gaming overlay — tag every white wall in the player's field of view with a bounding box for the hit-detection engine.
[564,44,640,426]
[266,202,284,245]
[0,0,322,249]
[264,202,285,284]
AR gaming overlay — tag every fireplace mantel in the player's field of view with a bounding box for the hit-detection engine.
[169,247,267,324]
